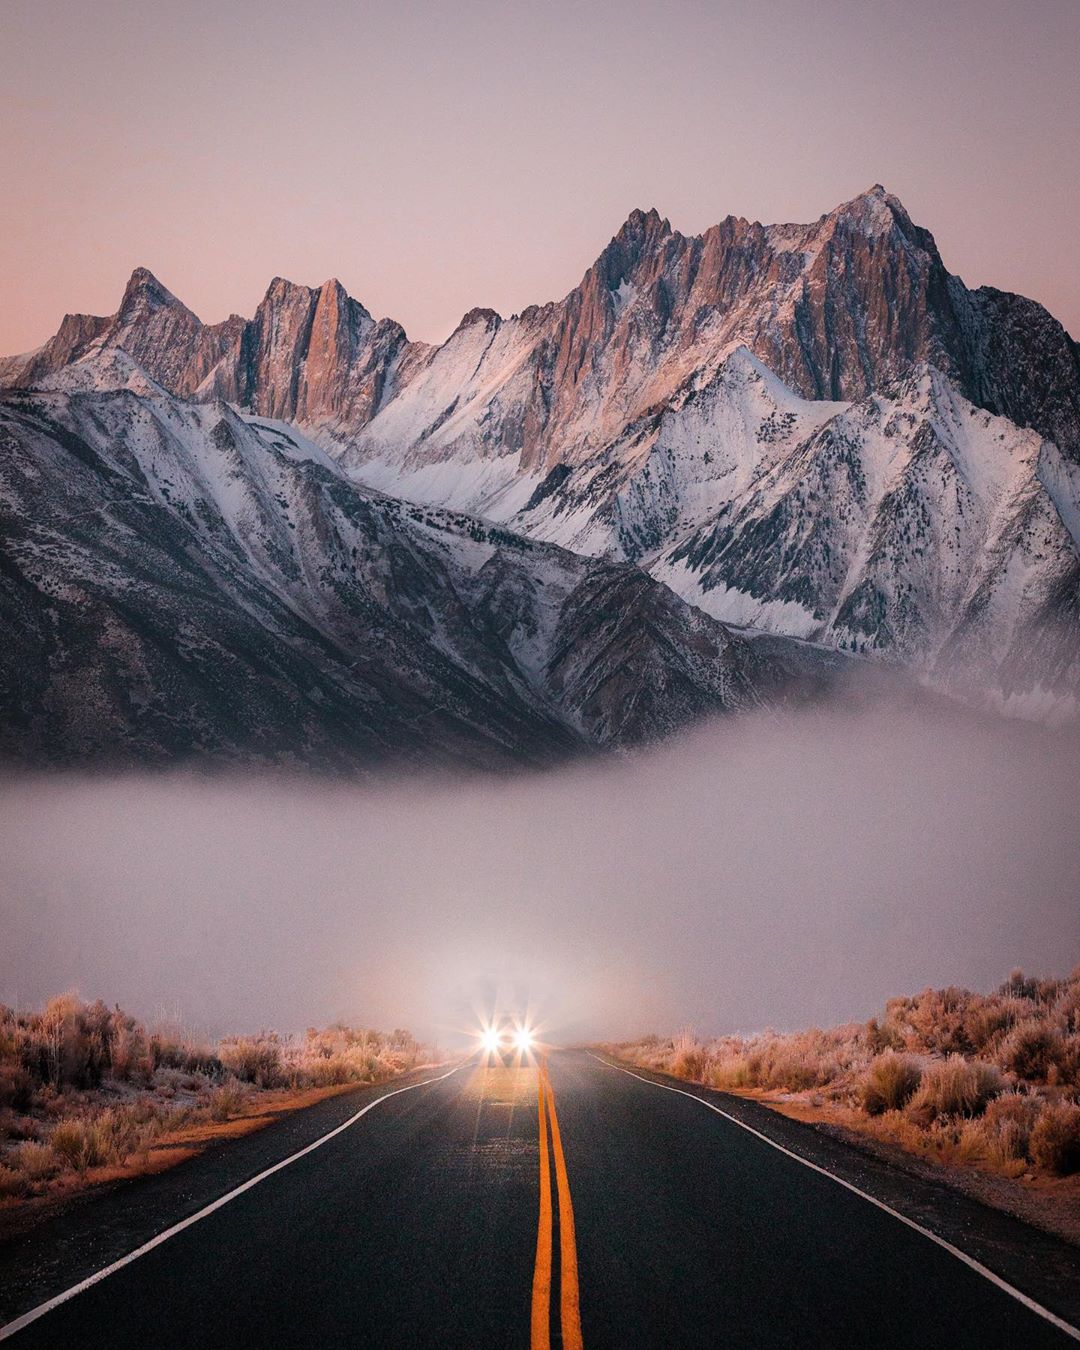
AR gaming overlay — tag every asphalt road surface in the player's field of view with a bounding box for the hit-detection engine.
[1,1050,1078,1348]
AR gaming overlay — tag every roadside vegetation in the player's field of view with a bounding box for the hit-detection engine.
[607,968,1080,1180]
[0,994,435,1211]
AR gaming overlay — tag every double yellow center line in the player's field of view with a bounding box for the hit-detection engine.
[531,1057,583,1350]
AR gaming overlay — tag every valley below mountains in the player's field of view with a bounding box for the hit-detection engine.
[2,186,1079,769]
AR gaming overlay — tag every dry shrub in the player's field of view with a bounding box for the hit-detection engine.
[209,1082,248,1122]
[110,1025,153,1083]
[218,1035,284,1088]
[908,1055,1002,1122]
[670,1032,708,1082]
[0,1164,27,1199]
[150,1034,221,1077]
[1056,981,1080,1036]
[1029,1102,1080,1175]
[1000,969,1042,1001]
[980,1093,1041,1164]
[303,1055,361,1088]
[12,1140,60,1181]
[961,996,1033,1055]
[885,987,974,1056]
[706,1045,757,1090]
[50,1108,140,1174]
[862,1052,921,1115]
[997,1020,1066,1083]
[50,1119,102,1173]
[0,1063,33,1112]
[289,1025,424,1087]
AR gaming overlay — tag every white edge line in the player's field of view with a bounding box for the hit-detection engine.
[590,1053,1080,1344]
[0,1060,466,1343]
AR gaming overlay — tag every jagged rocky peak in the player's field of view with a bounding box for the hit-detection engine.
[4,188,1078,464]
[611,205,672,250]
[590,207,673,288]
[118,266,188,315]
[830,183,911,228]
[454,307,502,333]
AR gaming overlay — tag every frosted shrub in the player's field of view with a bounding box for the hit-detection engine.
[12,1140,60,1181]
[862,1052,921,1115]
[670,1034,708,1082]
[908,1055,1002,1121]
[997,1020,1065,1082]
[218,1035,285,1088]
[209,1081,248,1122]
[1029,1102,1080,1175]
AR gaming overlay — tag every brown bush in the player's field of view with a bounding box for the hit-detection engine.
[0,1063,33,1111]
[671,1042,708,1082]
[218,1035,285,1087]
[50,1119,103,1173]
[150,1034,221,1077]
[49,1107,140,1174]
[12,1140,61,1181]
[961,996,1033,1054]
[0,1164,27,1199]
[862,1052,922,1115]
[209,1082,248,1122]
[997,1020,1066,1083]
[1029,1102,1080,1175]
[908,1056,1002,1121]
[978,1093,1042,1167]
[1056,981,1080,1036]
[1000,969,1041,1001]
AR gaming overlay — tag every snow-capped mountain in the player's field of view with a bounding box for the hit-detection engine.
[6,187,1078,463]
[374,345,1078,704]
[0,384,812,769]
[2,185,1078,754]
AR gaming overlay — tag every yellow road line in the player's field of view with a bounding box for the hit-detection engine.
[531,1065,554,1350]
[542,1060,584,1350]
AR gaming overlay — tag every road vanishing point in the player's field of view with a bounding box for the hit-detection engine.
[1,1050,1078,1348]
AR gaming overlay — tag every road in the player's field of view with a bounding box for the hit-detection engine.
[1,1050,1078,1348]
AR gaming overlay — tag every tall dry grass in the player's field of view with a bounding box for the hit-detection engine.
[0,995,435,1203]
[608,966,1080,1177]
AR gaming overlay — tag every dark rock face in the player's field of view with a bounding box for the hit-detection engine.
[0,387,798,771]
[951,282,1080,464]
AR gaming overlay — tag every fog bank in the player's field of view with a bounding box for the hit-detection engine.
[1,699,1077,1045]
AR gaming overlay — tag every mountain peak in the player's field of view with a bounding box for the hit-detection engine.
[453,306,502,335]
[828,184,915,237]
[592,208,672,290]
[119,267,184,315]
[263,276,309,303]
[614,206,671,245]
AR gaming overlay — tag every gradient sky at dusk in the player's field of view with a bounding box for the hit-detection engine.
[2,0,1078,356]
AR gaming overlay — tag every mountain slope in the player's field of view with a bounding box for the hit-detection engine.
[0,385,795,770]
[346,344,1080,708]
[649,361,1080,708]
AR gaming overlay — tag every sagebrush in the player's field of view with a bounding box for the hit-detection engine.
[609,967,1080,1177]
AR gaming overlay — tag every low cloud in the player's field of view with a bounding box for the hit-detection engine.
[1,695,1077,1045]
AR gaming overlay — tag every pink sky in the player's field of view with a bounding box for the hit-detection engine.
[2,0,1078,356]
